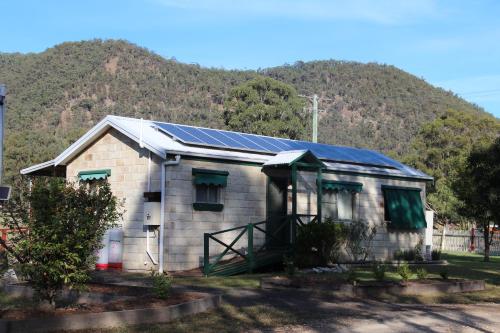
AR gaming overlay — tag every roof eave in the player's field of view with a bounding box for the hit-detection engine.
[53,116,166,166]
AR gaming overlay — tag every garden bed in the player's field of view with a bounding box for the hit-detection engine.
[0,282,222,333]
[260,275,485,297]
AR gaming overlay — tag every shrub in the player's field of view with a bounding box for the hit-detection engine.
[431,249,442,261]
[416,268,428,280]
[397,262,413,282]
[343,220,377,262]
[296,219,346,267]
[393,249,420,261]
[283,255,296,276]
[346,268,358,284]
[440,268,449,280]
[414,239,424,262]
[393,249,404,261]
[0,178,122,305]
[372,262,387,281]
[151,272,173,299]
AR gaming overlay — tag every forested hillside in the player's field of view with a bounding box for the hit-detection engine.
[0,39,494,180]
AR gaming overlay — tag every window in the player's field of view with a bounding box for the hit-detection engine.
[337,191,354,220]
[195,184,220,204]
[192,168,229,212]
[321,180,362,221]
[382,185,427,229]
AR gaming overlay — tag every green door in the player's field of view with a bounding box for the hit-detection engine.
[266,176,289,248]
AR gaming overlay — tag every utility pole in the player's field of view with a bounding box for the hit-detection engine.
[0,84,5,184]
[312,94,318,143]
[0,85,11,202]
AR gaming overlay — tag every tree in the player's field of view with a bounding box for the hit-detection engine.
[0,178,122,305]
[455,138,500,262]
[223,77,307,139]
[403,109,500,227]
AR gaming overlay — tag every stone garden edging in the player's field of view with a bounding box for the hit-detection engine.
[260,276,485,297]
[0,293,222,333]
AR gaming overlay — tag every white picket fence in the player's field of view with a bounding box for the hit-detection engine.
[433,230,500,255]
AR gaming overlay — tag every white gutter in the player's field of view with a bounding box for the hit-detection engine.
[159,154,181,273]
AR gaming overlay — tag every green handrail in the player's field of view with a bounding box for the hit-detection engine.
[203,214,317,276]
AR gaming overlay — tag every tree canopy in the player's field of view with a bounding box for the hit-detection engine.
[455,138,500,261]
[403,109,500,225]
[223,77,307,139]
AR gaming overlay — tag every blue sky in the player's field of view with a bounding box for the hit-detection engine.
[3,0,500,117]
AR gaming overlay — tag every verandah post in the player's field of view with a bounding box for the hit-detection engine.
[247,223,254,273]
[316,167,322,223]
[291,163,297,245]
[203,233,210,276]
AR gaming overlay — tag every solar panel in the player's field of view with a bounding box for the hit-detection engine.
[153,122,405,169]
[0,186,11,201]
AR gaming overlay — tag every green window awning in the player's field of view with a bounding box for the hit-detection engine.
[192,168,229,186]
[78,169,111,181]
[322,180,363,193]
[382,186,427,230]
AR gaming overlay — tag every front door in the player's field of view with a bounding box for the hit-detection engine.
[266,176,289,248]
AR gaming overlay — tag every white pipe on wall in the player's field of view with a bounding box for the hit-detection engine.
[159,154,181,274]
[145,150,158,265]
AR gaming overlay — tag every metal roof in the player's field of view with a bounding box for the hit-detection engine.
[21,115,433,181]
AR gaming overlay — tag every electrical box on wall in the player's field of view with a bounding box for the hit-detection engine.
[144,202,161,226]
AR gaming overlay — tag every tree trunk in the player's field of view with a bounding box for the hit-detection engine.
[483,225,490,262]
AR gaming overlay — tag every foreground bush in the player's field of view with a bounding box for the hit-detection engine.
[0,178,122,305]
[296,219,346,267]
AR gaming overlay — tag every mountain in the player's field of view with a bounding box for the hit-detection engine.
[0,39,494,180]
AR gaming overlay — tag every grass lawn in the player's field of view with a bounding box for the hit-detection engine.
[4,252,500,333]
[173,252,500,305]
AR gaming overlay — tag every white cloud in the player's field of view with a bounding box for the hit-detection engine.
[153,0,439,25]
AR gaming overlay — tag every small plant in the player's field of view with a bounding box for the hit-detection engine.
[439,268,449,280]
[431,249,442,261]
[393,249,417,261]
[346,268,358,285]
[283,255,296,276]
[397,262,413,282]
[414,239,424,262]
[151,272,173,299]
[372,262,387,281]
[416,268,428,280]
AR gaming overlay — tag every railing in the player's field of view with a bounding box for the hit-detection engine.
[433,230,500,255]
[203,214,315,275]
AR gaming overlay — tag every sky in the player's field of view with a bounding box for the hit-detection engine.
[2,0,500,117]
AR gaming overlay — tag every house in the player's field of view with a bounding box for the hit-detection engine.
[21,115,433,274]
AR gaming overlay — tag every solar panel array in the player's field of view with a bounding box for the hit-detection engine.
[153,122,412,170]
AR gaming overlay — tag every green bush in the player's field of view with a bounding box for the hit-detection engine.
[296,219,346,267]
[440,268,449,280]
[416,268,428,279]
[151,272,173,299]
[283,255,296,276]
[346,268,358,284]
[372,262,387,281]
[393,249,420,261]
[343,220,377,262]
[431,249,442,261]
[0,179,122,305]
[397,262,413,281]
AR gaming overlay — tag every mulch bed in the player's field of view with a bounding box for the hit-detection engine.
[1,283,204,320]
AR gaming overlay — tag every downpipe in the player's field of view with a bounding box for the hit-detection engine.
[159,154,181,273]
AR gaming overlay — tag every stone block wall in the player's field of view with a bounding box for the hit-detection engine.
[66,129,162,272]
[164,159,267,271]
